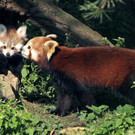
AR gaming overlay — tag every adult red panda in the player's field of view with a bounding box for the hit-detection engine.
[0,24,27,77]
[21,36,135,116]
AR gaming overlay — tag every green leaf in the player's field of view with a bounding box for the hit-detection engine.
[30,74,38,82]
[25,127,35,135]
[87,113,95,120]
[79,113,87,121]
[102,121,114,128]
[125,117,133,125]
[22,112,31,120]
[11,116,17,123]
[96,127,107,134]
[115,119,123,128]
[116,129,125,134]
[32,114,40,124]
[88,105,100,114]
[0,120,3,127]
[0,114,5,120]
[99,105,109,112]
[87,105,108,115]
[23,64,30,68]
[21,68,29,78]
[5,122,8,129]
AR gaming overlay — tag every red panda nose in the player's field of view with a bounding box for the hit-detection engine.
[6,53,10,57]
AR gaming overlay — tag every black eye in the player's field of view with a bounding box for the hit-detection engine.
[28,46,31,49]
[11,47,14,50]
[4,46,6,49]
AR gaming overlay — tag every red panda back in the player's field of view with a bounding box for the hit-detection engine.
[49,46,135,89]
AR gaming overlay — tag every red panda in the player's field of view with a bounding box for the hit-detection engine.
[0,24,27,57]
[21,36,135,116]
[0,24,27,76]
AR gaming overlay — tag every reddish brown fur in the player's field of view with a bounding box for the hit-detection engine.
[38,46,135,89]
[0,27,25,46]
[29,37,51,51]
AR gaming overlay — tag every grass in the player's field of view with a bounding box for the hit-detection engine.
[0,95,135,134]
[22,98,82,127]
[21,97,135,135]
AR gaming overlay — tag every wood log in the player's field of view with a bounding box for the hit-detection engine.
[0,0,113,47]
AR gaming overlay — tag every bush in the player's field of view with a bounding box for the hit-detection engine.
[21,60,55,101]
[0,100,42,134]
[79,105,135,135]
[0,99,64,135]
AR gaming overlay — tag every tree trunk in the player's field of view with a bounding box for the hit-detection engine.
[0,0,113,47]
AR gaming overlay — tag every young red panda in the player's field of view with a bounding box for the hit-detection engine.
[0,24,27,76]
[0,24,27,57]
[21,36,135,116]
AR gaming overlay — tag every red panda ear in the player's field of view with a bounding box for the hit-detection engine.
[0,24,7,36]
[43,40,58,60]
[17,26,27,40]
[46,34,57,39]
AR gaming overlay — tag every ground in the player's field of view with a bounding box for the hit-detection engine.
[22,98,84,134]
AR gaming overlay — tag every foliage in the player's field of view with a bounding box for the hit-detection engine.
[102,36,125,47]
[0,100,46,134]
[79,0,124,23]
[0,99,65,135]
[113,37,125,47]
[21,59,55,101]
[79,104,135,135]
[1,99,135,135]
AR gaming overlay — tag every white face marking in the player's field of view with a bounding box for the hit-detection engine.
[8,50,15,56]
[21,42,39,62]
[31,49,38,61]
[15,43,23,52]
[0,42,22,57]
[2,47,15,57]
[2,49,8,56]
[21,44,30,59]
[0,41,4,47]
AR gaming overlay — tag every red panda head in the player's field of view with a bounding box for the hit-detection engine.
[21,34,58,64]
[0,24,27,57]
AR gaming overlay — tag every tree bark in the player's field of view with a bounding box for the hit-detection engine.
[0,0,113,47]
